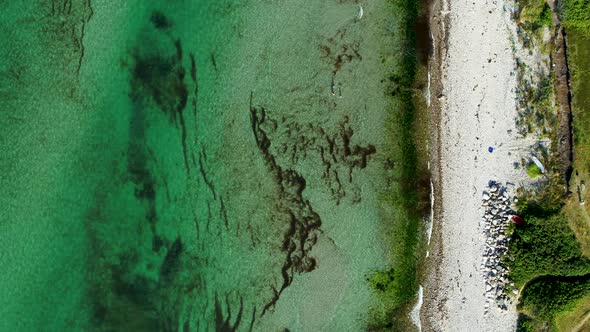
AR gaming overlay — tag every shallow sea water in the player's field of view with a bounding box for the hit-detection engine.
[0,1,409,330]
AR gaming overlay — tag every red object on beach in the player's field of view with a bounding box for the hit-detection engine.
[511,215,525,225]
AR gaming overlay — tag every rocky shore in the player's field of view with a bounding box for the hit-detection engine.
[481,181,517,313]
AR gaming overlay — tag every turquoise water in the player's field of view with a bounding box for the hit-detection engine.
[0,1,415,330]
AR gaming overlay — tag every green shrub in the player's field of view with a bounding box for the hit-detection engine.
[506,214,590,286]
[519,277,590,321]
[540,3,553,27]
[527,164,542,178]
[519,0,553,29]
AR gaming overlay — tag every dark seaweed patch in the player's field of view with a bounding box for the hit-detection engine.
[127,99,158,226]
[114,274,154,305]
[151,11,171,30]
[83,8,202,332]
[134,181,156,200]
[210,52,218,72]
[131,53,188,117]
[152,235,164,252]
[249,93,322,316]
[189,53,197,82]
[198,148,217,200]
[175,39,183,61]
[189,52,199,124]
[130,36,190,173]
[319,28,362,75]
[160,237,183,279]
[214,294,244,332]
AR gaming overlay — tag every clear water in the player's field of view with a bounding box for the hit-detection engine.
[0,1,411,330]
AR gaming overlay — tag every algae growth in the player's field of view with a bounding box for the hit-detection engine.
[0,0,425,330]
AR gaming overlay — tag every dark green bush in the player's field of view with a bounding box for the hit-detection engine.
[506,214,590,286]
[519,277,590,321]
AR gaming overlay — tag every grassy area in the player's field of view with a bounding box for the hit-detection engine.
[564,200,590,258]
[565,2,590,261]
[569,33,590,169]
[554,294,590,331]
[366,0,430,329]
[561,0,590,31]
[517,276,590,331]
[505,2,590,331]
[567,27,590,253]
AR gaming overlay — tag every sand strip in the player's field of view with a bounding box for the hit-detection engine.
[422,0,531,330]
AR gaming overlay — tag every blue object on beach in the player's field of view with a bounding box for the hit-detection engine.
[488,146,494,153]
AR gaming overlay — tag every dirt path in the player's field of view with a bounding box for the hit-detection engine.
[573,311,590,332]
[547,0,574,190]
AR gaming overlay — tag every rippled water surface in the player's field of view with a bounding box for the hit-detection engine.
[0,1,413,330]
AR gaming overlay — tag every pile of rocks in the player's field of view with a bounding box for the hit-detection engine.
[481,181,516,312]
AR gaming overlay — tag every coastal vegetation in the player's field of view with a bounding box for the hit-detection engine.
[518,0,552,29]
[506,213,590,286]
[526,163,542,178]
[367,0,430,329]
[518,276,590,331]
[516,75,555,138]
[561,0,590,31]
[509,163,590,332]
[506,1,590,330]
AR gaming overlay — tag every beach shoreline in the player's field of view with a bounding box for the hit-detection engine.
[421,0,448,328]
[422,0,530,330]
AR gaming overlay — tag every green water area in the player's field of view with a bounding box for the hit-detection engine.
[0,1,420,330]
